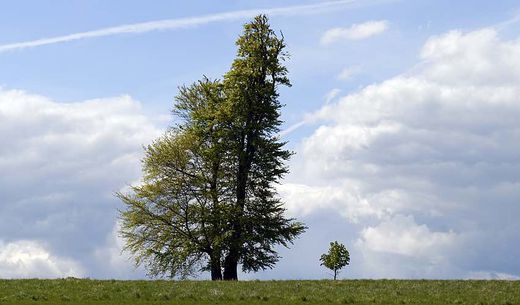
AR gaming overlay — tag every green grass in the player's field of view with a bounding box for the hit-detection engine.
[0,279,518,304]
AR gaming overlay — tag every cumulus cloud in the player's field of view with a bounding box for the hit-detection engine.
[352,215,459,278]
[0,88,161,278]
[321,20,388,44]
[0,240,84,278]
[357,215,456,258]
[280,182,404,222]
[283,28,520,278]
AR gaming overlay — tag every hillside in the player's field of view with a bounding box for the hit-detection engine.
[0,279,518,304]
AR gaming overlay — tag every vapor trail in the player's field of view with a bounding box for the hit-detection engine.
[0,0,365,53]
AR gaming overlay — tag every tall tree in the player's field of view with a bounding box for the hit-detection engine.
[118,15,305,281]
[221,14,305,280]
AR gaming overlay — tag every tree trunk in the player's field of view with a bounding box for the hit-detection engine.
[210,255,222,281]
[210,265,222,281]
[334,269,337,281]
[223,253,239,280]
[222,130,253,281]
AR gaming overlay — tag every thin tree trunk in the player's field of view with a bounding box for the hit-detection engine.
[209,159,222,282]
[223,128,254,281]
[334,269,337,281]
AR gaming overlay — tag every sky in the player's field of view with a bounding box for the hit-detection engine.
[1,0,520,280]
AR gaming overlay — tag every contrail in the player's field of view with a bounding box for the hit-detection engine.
[0,0,373,53]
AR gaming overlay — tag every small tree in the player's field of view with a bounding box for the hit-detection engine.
[320,241,350,280]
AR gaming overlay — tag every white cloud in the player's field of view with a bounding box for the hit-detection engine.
[321,20,388,44]
[282,28,520,278]
[419,29,520,86]
[352,215,459,278]
[0,88,162,278]
[0,240,84,278]
[337,67,360,81]
[357,215,456,258]
[280,183,412,222]
[0,0,371,53]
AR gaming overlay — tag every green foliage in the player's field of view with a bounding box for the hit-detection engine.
[118,15,305,280]
[320,241,350,280]
[219,13,305,280]
[0,279,519,304]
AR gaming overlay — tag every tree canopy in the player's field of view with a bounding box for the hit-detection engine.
[118,15,305,280]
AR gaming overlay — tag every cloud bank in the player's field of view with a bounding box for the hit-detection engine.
[0,88,161,278]
[282,28,520,278]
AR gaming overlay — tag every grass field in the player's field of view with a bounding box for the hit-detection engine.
[0,279,518,304]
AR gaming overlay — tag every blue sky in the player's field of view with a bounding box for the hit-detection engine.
[1,0,520,279]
